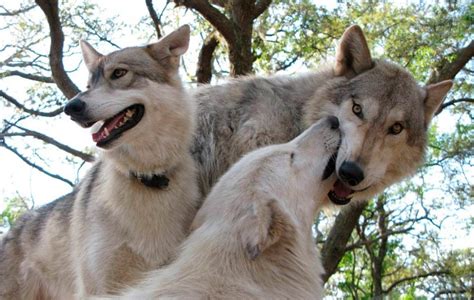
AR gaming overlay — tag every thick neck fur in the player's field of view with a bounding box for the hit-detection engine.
[80,79,200,266]
[137,211,323,299]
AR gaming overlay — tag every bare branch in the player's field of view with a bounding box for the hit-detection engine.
[196,33,219,84]
[345,227,414,252]
[35,0,80,99]
[436,98,474,115]
[75,14,121,49]
[0,90,63,117]
[173,0,235,43]
[433,288,469,298]
[0,70,54,83]
[0,4,35,16]
[145,0,165,39]
[384,270,450,294]
[1,142,74,187]
[3,122,95,163]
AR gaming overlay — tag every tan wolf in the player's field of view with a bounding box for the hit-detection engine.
[0,25,199,298]
[191,25,452,206]
[106,116,341,299]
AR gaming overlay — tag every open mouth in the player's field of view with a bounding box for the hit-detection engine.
[322,153,353,205]
[91,104,144,147]
[322,153,337,180]
[328,180,353,205]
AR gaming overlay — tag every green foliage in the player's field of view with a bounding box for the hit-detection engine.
[1,196,31,230]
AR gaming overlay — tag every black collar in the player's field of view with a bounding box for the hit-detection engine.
[131,172,169,189]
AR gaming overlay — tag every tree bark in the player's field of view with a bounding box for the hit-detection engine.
[372,196,388,298]
[174,0,272,76]
[321,200,368,282]
[196,33,219,84]
[428,40,474,84]
[35,0,80,99]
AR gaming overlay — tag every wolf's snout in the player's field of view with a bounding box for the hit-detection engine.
[327,116,339,130]
[64,99,86,118]
[339,161,364,186]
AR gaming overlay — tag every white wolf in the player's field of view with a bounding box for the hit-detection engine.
[107,116,341,299]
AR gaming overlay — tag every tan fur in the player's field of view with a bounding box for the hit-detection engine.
[0,25,199,299]
[109,117,340,299]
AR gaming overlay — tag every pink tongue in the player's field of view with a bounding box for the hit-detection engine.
[92,111,127,142]
[333,180,353,198]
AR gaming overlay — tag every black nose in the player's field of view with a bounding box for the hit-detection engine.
[327,116,339,129]
[64,99,86,117]
[339,161,364,186]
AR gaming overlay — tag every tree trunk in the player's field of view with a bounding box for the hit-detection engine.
[321,200,368,282]
[196,33,219,84]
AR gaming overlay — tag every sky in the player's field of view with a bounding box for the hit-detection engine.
[0,0,472,251]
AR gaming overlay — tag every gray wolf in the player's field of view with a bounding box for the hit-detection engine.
[191,25,453,206]
[108,116,341,299]
[0,25,199,298]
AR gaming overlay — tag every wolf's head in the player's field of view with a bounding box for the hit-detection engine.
[237,117,341,260]
[304,25,452,204]
[64,25,194,173]
[192,117,341,261]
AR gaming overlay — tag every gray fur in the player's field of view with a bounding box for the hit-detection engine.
[191,26,452,203]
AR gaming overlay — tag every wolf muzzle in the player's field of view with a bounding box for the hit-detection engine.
[338,161,364,186]
[64,98,86,119]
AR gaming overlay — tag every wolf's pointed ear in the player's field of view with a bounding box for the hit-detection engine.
[80,40,103,72]
[240,198,292,260]
[146,25,190,68]
[334,25,373,77]
[423,80,453,126]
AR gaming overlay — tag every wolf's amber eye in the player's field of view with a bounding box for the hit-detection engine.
[111,68,128,80]
[389,123,404,135]
[352,103,362,117]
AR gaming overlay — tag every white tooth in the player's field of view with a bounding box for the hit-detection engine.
[104,128,109,136]
[91,121,104,134]
[126,109,135,117]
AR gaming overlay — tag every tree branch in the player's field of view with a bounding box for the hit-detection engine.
[0,4,35,16]
[3,122,95,163]
[196,33,219,84]
[321,200,368,282]
[1,142,74,187]
[253,0,272,19]
[428,40,474,84]
[0,70,54,83]
[0,90,63,117]
[145,0,164,39]
[384,270,450,294]
[173,0,235,43]
[35,0,80,99]
[436,98,474,115]
[433,288,469,298]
